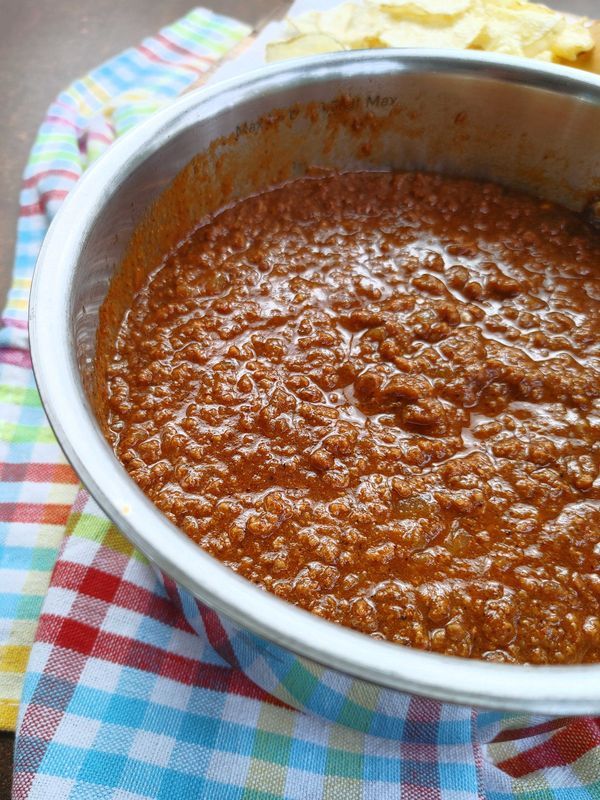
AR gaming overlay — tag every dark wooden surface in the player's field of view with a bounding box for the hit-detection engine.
[0,1,597,798]
[0,737,11,800]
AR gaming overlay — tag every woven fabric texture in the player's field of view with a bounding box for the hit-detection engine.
[0,5,250,732]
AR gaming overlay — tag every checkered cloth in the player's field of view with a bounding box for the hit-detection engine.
[0,5,250,733]
[2,7,600,799]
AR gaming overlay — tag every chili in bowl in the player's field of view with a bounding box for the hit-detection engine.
[30,51,600,716]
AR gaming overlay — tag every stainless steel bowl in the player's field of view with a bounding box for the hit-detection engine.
[30,50,600,717]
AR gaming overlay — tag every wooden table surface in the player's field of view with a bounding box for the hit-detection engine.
[0,0,598,796]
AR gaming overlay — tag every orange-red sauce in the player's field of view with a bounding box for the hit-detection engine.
[100,172,600,664]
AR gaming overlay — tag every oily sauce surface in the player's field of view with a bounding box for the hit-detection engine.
[103,172,600,664]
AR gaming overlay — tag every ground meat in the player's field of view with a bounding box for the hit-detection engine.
[100,171,600,665]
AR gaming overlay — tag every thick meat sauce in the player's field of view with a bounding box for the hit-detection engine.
[103,172,600,664]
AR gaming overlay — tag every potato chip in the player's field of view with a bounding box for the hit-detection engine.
[550,19,595,61]
[266,0,595,66]
[288,3,388,47]
[368,0,472,23]
[286,10,320,35]
[266,33,346,63]
[380,12,483,49]
[475,2,561,58]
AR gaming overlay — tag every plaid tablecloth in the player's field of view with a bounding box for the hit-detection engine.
[0,4,250,734]
[2,7,600,799]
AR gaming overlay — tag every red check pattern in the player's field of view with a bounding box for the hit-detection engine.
[496,718,600,779]
[14,491,600,800]
[34,563,277,705]
[0,463,78,483]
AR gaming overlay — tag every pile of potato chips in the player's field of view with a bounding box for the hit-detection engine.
[266,0,594,64]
